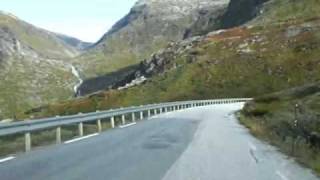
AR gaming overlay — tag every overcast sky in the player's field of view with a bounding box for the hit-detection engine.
[1,0,137,42]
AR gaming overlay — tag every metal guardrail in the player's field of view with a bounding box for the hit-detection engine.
[0,98,252,152]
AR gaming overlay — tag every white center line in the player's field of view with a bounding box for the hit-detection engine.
[64,133,99,144]
[119,122,137,128]
[0,156,15,164]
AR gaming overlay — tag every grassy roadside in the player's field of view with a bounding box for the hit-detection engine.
[239,83,320,174]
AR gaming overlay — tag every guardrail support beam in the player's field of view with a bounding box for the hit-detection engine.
[111,117,115,128]
[79,122,84,137]
[121,115,126,125]
[56,127,61,144]
[148,110,151,117]
[25,132,31,152]
[97,119,102,133]
[132,113,136,122]
[140,111,143,120]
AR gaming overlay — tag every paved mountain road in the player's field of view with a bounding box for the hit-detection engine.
[0,104,318,180]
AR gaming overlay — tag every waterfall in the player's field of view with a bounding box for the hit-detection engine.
[70,65,83,96]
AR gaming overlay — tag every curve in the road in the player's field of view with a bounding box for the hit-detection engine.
[0,103,318,180]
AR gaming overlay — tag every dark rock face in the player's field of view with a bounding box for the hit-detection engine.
[184,5,228,38]
[218,0,270,29]
[78,64,140,96]
[185,0,270,38]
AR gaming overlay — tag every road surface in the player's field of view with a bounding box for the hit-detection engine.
[0,103,318,180]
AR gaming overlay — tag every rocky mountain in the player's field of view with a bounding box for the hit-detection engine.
[77,0,272,95]
[0,12,82,119]
[74,0,230,78]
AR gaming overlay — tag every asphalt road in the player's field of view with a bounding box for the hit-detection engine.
[0,103,319,180]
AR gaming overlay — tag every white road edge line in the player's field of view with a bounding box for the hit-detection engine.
[119,122,137,128]
[0,156,15,164]
[276,171,290,180]
[248,142,259,163]
[64,133,99,144]
[248,142,257,151]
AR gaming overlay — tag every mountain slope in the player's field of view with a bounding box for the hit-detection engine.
[55,33,92,51]
[74,0,230,78]
[0,12,81,119]
[0,11,78,58]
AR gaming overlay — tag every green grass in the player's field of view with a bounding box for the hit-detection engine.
[254,0,320,24]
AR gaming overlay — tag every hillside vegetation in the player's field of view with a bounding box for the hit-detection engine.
[240,82,320,174]
[24,14,320,118]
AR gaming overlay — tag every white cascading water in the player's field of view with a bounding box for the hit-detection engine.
[70,65,83,95]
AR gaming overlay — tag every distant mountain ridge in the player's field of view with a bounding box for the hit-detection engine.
[55,33,93,51]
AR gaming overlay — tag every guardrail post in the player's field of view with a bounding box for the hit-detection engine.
[164,107,168,113]
[148,109,151,117]
[160,108,163,114]
[140,111,143,120]
[25,132,31,152]
[56,127,61,144]
[132,113,136,122]
[97,119,102,133]
[154,109,157,115]
[111,116,115,128]
[79,122,84,137]
[121,115,126,125]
